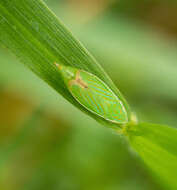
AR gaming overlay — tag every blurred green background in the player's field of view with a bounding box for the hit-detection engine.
[0,0,177,189]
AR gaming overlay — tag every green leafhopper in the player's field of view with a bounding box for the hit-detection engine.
[55,63,128,124]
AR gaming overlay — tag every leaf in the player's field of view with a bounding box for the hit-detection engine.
[127,123,177,190]
[0,0,131,128]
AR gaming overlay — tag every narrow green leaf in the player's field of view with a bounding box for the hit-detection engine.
[0,0,131,128]
[127,123,177,190]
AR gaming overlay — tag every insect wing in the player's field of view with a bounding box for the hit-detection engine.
[69,70,128,124]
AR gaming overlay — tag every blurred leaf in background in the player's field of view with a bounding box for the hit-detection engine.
[0,0,177,189]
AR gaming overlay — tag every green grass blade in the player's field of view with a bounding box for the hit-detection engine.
[0,0,130,128]
[127,123,177,190]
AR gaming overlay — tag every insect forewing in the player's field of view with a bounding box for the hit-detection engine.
[69,70,128,124]
[55,63,128,124]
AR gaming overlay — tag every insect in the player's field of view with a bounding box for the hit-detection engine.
[55,62,128,124]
